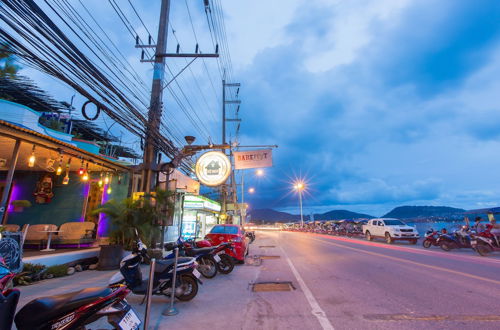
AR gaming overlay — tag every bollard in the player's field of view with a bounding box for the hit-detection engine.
[143,258,156,330]
[163,247,179,316]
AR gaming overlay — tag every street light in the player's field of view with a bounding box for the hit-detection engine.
[293,181,305,227]
[248,187,255,194]
[256,169,264,176]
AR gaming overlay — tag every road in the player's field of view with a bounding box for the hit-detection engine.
[15,230,500,330]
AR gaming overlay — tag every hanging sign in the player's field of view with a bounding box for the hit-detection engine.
[234,149,273,170]
[195,151,231,186]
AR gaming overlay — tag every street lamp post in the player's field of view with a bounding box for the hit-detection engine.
[294,182,305,227]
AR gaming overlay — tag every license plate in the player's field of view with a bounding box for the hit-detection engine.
[471,240,477,245]
[192,268,201,278]
[118,309,141,330]
[213,254,221,262]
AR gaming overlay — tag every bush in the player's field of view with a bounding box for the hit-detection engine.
[46,264,68,277]
[23,263,46,273]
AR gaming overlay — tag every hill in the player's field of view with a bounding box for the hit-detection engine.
[382,206,466,219]
[248,208,375,223]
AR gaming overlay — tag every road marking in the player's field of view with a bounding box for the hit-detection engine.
[279,245,335,330]
[364,314,500,321]
[309,237,500,285]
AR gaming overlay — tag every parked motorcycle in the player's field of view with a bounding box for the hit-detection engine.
[0,258,140,330]
[184,239,236,274]
[422,228,441,248]
[109,236,201,302]
[470,225,500,256]
[166,238,218,278]
[437,226,473,251]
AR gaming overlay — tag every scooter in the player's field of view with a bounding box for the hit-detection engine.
[109,236,201,302]
[0,258,140,330]
[422,228,441,248]
[470,224,500,256]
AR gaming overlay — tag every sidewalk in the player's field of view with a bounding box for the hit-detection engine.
[14,231,318,330]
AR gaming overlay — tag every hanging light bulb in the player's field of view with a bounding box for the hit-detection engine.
[78,159,84,175]
[63,157,72,185]
[56,152,63,175]
[98,172,103,187]
[28,145,36,167]
[107,187,112,194]
[82,163,89,181]
[104,173,110,185]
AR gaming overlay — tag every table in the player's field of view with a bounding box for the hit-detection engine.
[39,230,62,252]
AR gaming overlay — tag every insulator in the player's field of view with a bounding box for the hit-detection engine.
[195,43,199,53]
[135,35,139,45]
[148,35,152,45]
[215,44,219,54]
[176,44,180,53]
[204,0,209,7]
[141,50,145,60]
[236,87,240,95]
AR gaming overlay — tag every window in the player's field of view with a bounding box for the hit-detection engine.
[383,220,405,226]
[209,225,239,234]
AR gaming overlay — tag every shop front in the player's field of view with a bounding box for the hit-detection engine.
[181,194,221,239]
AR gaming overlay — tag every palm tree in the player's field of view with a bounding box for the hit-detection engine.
[0,43,19,78]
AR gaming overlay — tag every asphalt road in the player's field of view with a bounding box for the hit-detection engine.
[261,230,500,330]
[14,230,500,330]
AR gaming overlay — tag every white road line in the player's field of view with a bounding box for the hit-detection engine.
[280,245,335,330]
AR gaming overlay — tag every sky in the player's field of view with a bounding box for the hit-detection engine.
[11,0,500,217]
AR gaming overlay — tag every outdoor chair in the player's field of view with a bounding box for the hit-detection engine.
[3,224,20,232]
[23,224,58,249]
[52,222,96,248]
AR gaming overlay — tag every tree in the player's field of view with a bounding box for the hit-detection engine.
[0,43,19,78]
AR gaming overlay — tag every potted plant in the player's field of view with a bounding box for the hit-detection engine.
[92,197,158,270]
[11,200,32,212]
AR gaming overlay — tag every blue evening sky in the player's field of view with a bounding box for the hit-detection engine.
[18,0,500,216]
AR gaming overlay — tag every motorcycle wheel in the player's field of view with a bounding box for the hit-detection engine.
[198,256,218,278]
[440,241,454,251]
[217,254,235,274]
[422,239,432,248]
[175,274,198,301]
[476,243,492,256]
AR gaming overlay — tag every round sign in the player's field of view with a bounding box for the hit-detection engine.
[195,151,231,186]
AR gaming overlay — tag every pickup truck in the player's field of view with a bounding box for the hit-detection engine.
[362,218,419,244]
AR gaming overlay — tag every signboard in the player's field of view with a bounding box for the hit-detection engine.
[234,149,272,170]
[184,194,221,212]
[195,151,231,187]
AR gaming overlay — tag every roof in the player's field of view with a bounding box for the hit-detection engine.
[0,120,129,172]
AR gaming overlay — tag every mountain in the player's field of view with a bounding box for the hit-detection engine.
[248,208,375,223]
[382,206,466,219]
[314,210,374,220]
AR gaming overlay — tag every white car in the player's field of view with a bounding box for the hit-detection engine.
[362,218,419,244]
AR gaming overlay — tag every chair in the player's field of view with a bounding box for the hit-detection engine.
[53,222,96,248]
[24,224,58,249]
[2,224,20,232]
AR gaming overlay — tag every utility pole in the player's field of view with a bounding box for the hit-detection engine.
[142,0,170,193]
[221,81,241,224]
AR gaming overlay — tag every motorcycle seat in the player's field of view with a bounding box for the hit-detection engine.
[15,287,112,329]
[187,247,215,255]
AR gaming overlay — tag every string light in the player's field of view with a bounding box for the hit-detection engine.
[56,152,63,175]
[98,172,103,187]
[107,187,112,194]
[78,158,84,175]
[63,157,72,185]
[82,162,89,181]
[104,173,110,185]
[28,145,36,167]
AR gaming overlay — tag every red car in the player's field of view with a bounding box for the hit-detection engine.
[205,224,249,263]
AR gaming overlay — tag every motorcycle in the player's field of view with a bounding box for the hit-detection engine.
[166,238,218,279]
[470,225,500,256]
[0,258,140,330]
[109,236,201,302]
[186,239,236,275]
[437,226,473,251]
[422,228,441,248]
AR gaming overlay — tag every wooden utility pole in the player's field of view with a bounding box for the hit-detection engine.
[142,0,170,193]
